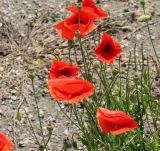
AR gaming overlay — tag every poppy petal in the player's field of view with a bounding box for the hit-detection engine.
[54,8,97,40]
[49,60,80,79]
[0,132,13,151]
[97,107,138,135]
[95,33,122,64]
[48,78,94,103]
[82,0,108,19]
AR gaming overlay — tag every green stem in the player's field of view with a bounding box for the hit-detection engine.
[24,109,40,146]
[68,41,72,63]
[31,78,46,147]
[142,6,160,64]
[43,132,52,150]
[56,101,80,129]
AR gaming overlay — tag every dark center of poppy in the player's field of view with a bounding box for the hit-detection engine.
[104,44,112,52]
[61,69,70,76]
[74,19,83,24]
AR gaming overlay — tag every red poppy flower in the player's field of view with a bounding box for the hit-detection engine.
[97,107,138,135]
[67,0,108,19]
[49,60,80,79]
[48,78,94,103]
[55,8,97,40]
[95,33,122,64]
[0,132,13,151]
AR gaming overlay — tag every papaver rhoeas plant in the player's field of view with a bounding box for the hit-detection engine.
[67,0,108,19]
[95,33,122,64]
[97,107,138,135]
[0,132,13,151]
[55,7,97,40]
[48,78,94,103]
[21,0,160,150]
[49,60,80,79]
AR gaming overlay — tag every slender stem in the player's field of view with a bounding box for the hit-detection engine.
[77,5,88,78]
[73,41,78,65]
[24,109,40,146]
[118,56,122,97]
[68,41,72,63]
[125,51,131,106]
[43,132,52,150]
[142,6,160,64]
[56,102,80,129]
[31,78,46,147]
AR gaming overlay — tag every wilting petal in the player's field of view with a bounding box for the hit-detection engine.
[97,107,138,135]
[48,78,94,103]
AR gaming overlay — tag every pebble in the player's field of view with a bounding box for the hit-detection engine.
[11,95,17,101]
[18,141,26,147]
[39,109,44,118]
[11,89,17,94]
[64,129,69,136]
[0,110,3,115]
[0,67,4,72]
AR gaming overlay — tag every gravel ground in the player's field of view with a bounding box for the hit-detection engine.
[0,0,160,150]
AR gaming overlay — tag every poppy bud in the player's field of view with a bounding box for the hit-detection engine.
[156,120,160,129]
[112,68,119,77]
[47,123,54,134]
[28,74,35,80]
[77,3,82,11]
[138,15,151,22]
[140,0,146,6]
[134,72,139,81]
[16,111,22,121]
[93,61,100,69]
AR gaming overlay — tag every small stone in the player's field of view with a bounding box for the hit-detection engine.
[0,110,3,115]
[11,96,17,101]
[156,121,160,129]
[136,34,142,40]
[11,90,17,94]
[18,141,26,147]
[64,129,69,136]
[0,67,4,72]
[27,47,35,54]
[39,110,44,118]
[151,36,155,40]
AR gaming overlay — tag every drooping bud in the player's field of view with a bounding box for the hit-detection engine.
[47,123,54,134]
[138,15,152,22]
[134,72,139,81]
[112,68,119,77]
[140,0,146,6]
[93,61,100,69]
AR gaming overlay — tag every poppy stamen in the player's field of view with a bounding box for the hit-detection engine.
[104,44,112,52]
[61,70,70,76]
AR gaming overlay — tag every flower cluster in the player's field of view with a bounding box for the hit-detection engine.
[50,0,138,136]
[0,132,13,151]
[55,0,108,40]
[48,60,94,103]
